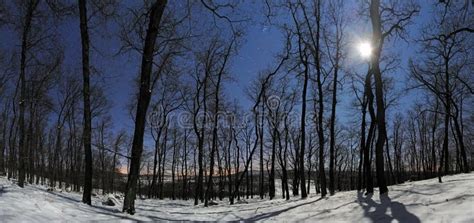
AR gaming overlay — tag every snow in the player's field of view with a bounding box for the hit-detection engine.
[1,173,473,222]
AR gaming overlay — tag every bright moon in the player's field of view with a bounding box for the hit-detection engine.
[358,42,372,58]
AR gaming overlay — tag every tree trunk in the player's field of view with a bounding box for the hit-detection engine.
[328,37,340,196]
[159,125,168,199]
[0,107,8,174]
[452,110,468,173]
[205,51,226,206]
[299,64,308,199]
[78,0,93,205]
[259,98,265,199]
[369,0,388,195]
[314,0,326,198]
[182,130,188,200]
[431,100,439,177]
[385,139,395,184]
[269,120,277,199]
[171,129,177,200]
[193,68,208,205]
[150,126,163,198]
[18,0,39,188]
[122,0,167,214]
[362,68,375,194]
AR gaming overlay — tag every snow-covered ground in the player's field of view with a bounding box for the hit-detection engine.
[1,173,473,222]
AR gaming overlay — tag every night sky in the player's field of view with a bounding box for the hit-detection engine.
[0,0,437,147]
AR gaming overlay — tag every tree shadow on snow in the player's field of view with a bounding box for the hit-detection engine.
[42,189,144,221]
[244,198,324,222]
[0,185,6,197]
[357,192,420,223]
[390,189,442,196]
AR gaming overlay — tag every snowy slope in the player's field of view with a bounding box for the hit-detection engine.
[0,173,473,222]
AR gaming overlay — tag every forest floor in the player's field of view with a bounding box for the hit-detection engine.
[1,173,473,222]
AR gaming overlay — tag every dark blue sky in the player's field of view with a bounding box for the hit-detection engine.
[0,0,436,140]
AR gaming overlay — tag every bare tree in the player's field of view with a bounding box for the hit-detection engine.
[204,37,234,207]
[410,1,472,181]
[17,0,40,188]
[325,0,346,195]
[122,0,168,215]
[369,0,418,194]
[78,0,92,205]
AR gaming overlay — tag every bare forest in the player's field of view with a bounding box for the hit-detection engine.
[0,0,473,221]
